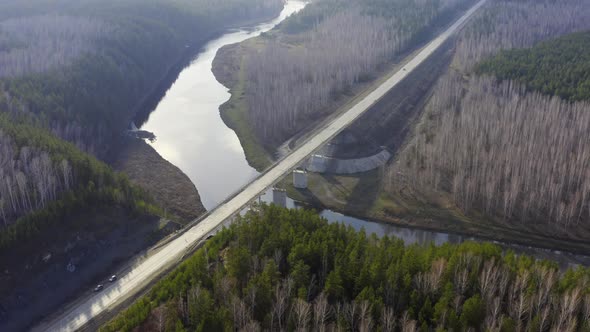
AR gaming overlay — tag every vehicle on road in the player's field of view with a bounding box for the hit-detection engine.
[93,284,103,292]
[206,234,214,240]
[109,275,117,282]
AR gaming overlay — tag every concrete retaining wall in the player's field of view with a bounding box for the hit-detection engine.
[306,149,391,174]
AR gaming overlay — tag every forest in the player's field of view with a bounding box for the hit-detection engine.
[0,0,284,156]
[0,113,159,251]
[102,205,590,332]
[241,0,474,146]
[398,74,590,227]
[452,0,590,72]
[476,32,590,102]
[0,0,284,247]
[392,0,590,228]
[0,15,111,78]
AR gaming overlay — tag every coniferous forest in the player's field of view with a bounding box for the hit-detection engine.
[476,32,590,102]
[0,114,160,250]
[103,205,590,332]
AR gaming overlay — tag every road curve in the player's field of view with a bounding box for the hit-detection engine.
[33,1,487,331]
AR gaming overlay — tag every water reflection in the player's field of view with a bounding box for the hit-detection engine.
[320,209,473,246]
[141,1,307,209]
[257,190,590,269]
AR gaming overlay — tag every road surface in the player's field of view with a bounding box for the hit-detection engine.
[32,1,487,330]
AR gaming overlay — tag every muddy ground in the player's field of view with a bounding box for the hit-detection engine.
[111,137,206,223]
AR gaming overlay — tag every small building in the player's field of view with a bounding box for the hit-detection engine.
[272,188,287,208]
[293,169,308,189]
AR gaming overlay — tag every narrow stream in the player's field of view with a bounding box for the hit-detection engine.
[140,0,590,269]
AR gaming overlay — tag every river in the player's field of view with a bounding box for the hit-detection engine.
[140,0,590,269]
[141,1,307,209]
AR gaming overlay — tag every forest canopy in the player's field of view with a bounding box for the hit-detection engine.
[0,113,160,250]
[243,0,474,146]
[102,205,590,332]
[0,0,283,155]
[393,0,590,229]
[0,0,283,248]
[476,31,590,102]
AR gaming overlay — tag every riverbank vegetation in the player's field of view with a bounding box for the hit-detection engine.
[111,138,206,222]
[391,0,590,231]
[260,0,590,252]
[0,0,285,244]
[214,0,476,170]
[0,1,285,328]
[102,205,590,332]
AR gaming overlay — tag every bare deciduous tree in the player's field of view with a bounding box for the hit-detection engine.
[313,292,330,331]
[293,298,311,332]
[400,310,417,332]
[358,300,373,332]
[392,0,590,229]
[0,15,112,78]
[271,277,293,331]
[553,287,582,332]
[232,295,250,330]
[0,131,75,228]
[156,307,166,332]
[240,0,470,146]
[381,306,396,332]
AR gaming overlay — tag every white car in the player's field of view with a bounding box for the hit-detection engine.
[108,275,117,282]
[93,284,103,292]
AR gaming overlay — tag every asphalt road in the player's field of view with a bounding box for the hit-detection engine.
[32,1,487,330]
